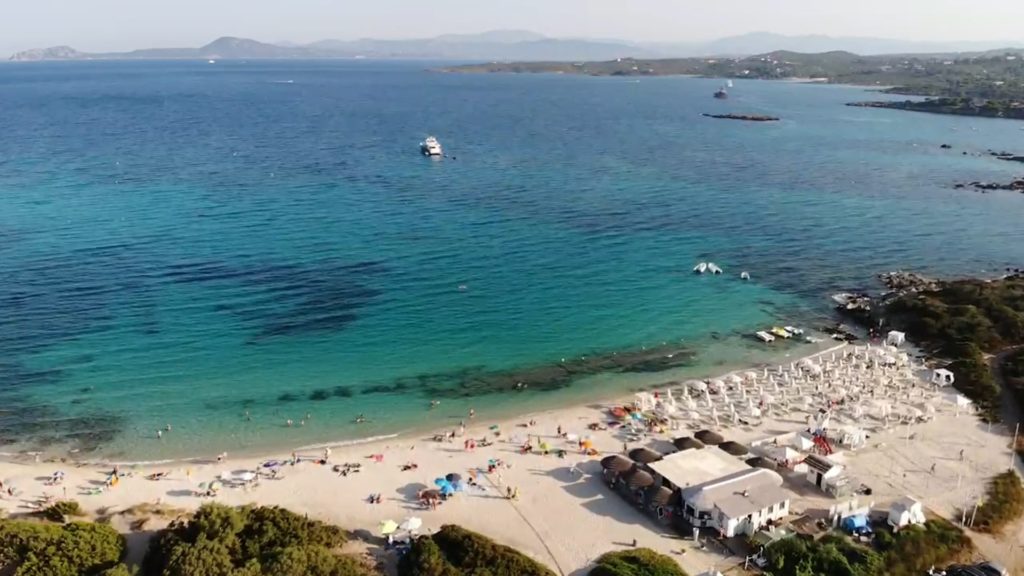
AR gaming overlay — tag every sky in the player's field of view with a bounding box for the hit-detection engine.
[4,0,1024,54]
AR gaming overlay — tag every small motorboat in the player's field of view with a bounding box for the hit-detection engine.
[784,326,804,336]
[756,331,775,343]
[693,262,708,274]
[770,327,793,339]
[740,271,750,280]
[707,263,723,275]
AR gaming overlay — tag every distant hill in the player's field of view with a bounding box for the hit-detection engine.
[9,31,651,62]
[646,31,1024,57]
[10,30,1024,62]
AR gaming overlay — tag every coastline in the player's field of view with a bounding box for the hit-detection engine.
[3,337,840,468]
[3,340,1020,575]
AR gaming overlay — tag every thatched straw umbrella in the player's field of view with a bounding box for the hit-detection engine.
[694,429,725,445]
[648,486,678,507]
[718,441,749,456]
[745,456,778,471]
[672,437,705,451]
[601,455,635,473]
[624,469,655,490]
[628,447,664,464]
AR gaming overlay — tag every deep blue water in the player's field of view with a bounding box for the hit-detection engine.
[1,60,1022,459]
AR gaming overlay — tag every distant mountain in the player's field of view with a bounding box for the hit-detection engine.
[9,31,650,62]
[646,31,1024,57]
[10,30,1024,62]
[9,45,86,61]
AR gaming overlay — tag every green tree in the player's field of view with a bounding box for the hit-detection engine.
[163,536,235,576]
[589,548,689,576]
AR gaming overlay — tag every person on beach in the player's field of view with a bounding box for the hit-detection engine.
[556,425,562,437]
[157,430,162,439]
[506,486,512,499]
[469,408,475,419]
[286,419,293,427]
[323,447,331,462]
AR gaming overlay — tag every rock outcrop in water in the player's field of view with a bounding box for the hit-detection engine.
[702,113,780,122]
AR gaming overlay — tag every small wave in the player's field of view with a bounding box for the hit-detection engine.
[270,80,295,84]
[294,433,400,451]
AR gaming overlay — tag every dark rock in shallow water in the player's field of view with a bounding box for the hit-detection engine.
[277,392,299,403]
[332,386,353,398]
[309,389,331,401]
[702,113,779,122]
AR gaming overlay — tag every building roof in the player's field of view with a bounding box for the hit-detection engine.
[680,468,790,518]
[647,446,749,490]
[890,496,921,513]
[804,454,841,474]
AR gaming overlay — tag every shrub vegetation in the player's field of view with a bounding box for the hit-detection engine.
[971,470,1024,534]
[762,519,972,576]
[398,524,555,576]
[589,548,688,576]
[143,503,372,576]
[0,518,129,576]
[884,276,1024,419]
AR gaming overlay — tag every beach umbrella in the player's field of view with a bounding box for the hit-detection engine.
[399,517,423,531]
[673,437,705,451]
[624,469,655,489]
[380,520,399,535]
[649,486,678,507]
[718,441,749,456]
[434,478,449,487]
[440,484,455,496]
[601,455,634,473]
[445,473,462,483]
[746,456,778,470]
[628,447,663,464]
[694,430,725,445]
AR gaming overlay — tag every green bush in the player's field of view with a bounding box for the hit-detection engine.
[42,500,85,522]
[763,535,880,576]
[399,524,555,576]
[0,519,126,576]
[589,548,688,576]
[144,503,370,576]
[884,276,1024,420]
[881,519,972,576]
[972,471,1024,533]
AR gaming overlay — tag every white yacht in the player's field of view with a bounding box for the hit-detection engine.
[693,262,708,274]
[707,262,723,275]
[420,136,443,156]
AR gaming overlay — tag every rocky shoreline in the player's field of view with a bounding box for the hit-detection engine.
[848,99,1024,121]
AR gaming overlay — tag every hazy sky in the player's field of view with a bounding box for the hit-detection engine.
[5,0,1024,53]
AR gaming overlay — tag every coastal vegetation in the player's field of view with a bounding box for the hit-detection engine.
[444,50,1024,118]
[143,503,374,576]
[849,98,1024,120]
[762,519,971,576]
[398,524,555,576]
[969,471,1024,534]
[881,275,1024,420]
[588,548,688,576]
[0,517,129,576]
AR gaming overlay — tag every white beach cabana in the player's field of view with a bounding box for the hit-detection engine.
[887,496,925,529]
[886,330,906,347]
[930,369,955,387]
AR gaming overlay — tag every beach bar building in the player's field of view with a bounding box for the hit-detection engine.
[647,448,793,537]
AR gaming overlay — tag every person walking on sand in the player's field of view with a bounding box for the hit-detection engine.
[506,486,512,499]
[323,447,331,462]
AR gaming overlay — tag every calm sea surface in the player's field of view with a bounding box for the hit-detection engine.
[1,60,1023,460]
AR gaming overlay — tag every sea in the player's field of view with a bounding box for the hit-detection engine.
[2,60,1023,462]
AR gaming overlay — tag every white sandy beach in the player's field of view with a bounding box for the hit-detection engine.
[2,344,1022,575]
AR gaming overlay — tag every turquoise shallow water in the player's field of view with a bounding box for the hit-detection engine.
[1,60,1023,460]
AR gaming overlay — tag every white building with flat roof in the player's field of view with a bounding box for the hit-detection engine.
[647,449,792,537]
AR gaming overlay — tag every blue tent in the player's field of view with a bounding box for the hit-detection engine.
[841,515,871,534]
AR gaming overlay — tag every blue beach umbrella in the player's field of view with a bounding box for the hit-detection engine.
[434,477,449,488]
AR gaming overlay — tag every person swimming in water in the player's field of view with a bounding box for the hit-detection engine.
[355,414,367,424]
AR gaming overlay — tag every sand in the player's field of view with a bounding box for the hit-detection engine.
[2,345,1021,576]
